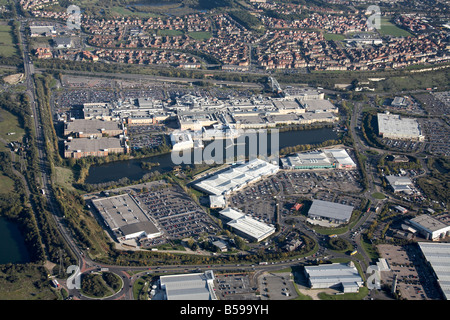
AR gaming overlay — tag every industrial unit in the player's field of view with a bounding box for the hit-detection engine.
[91,193,162,242]
[417,242,450,300]
[63,119,126,138]
[193,158,280,196]
[62,117,129,158]
[377,112,424,141]
[64,136,129,159]
[307,199,354,224]
[385,175,414,194]
[158,270,217,300]
[303,262,364,293]
[219,207,275,242]
[409,215,450,241]
[281,148,356,170]
[300,99,339,113]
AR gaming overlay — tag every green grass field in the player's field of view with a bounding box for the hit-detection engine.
[0,24,17,57]
[0,172,14,194]
[371,192,386,199]
[110,6,159,18]
[0,266,59,300]
[0,108,25,151]
[378,17,413,37]
[0,109,25,151]
[323,33,346,41]
[53,166,76,191]
[188,31,212,41]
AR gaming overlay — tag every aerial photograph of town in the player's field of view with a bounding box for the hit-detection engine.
[0,0,449,313]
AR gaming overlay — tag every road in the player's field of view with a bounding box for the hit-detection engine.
[16,16,102,297]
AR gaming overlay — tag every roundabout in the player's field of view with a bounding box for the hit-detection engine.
[78,270,124,300]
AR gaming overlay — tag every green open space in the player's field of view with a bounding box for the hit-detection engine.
[0,265,59,300]
[0,24,17,58]
[109,6,160,18]
[0,108,25,151]
[378,17,413,37]
[317,286,369,300]
[0,172,14,194]
[188,31,212,40]
[323,33,345,41]
[53,166,76,191]
[371,192,386,199]
[80,271,122,298]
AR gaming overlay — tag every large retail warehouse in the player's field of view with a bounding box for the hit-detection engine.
[219,207,276,242]
[418,242,450,300]
[281,148,356,170]
[307,199,354,225]
[193,158,279,196]
[91,193,162,242]
[377,112,424,141]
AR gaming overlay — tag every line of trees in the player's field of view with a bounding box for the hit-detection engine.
[93,231,316,267]
[0,90,76,269]
[279,138,342,155]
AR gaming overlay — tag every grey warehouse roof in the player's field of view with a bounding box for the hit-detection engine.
[160,271,216,300]
[120,221,160,238]
[418,242,450,300]
[304,263,363,291]
[65,137,123,152]
[308,199,354,222]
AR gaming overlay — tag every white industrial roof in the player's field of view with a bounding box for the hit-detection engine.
[418,242,450,300]
[209,195,226,208]
[281,151,331,168]
[302,99,337,112]
[326,149,356,167]
[410,215,449,233]
[194,158,279,195]
[160,271,216,300]
[386,175,413,186]
[281,148,355,169]
[377,113,423,139]
[91,194,160,238]
[220,208,275,242]
[385,175,414,193]
[304,263,363,290]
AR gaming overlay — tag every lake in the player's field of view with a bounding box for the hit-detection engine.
[85,127,338,184]
[0,217,31,264]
